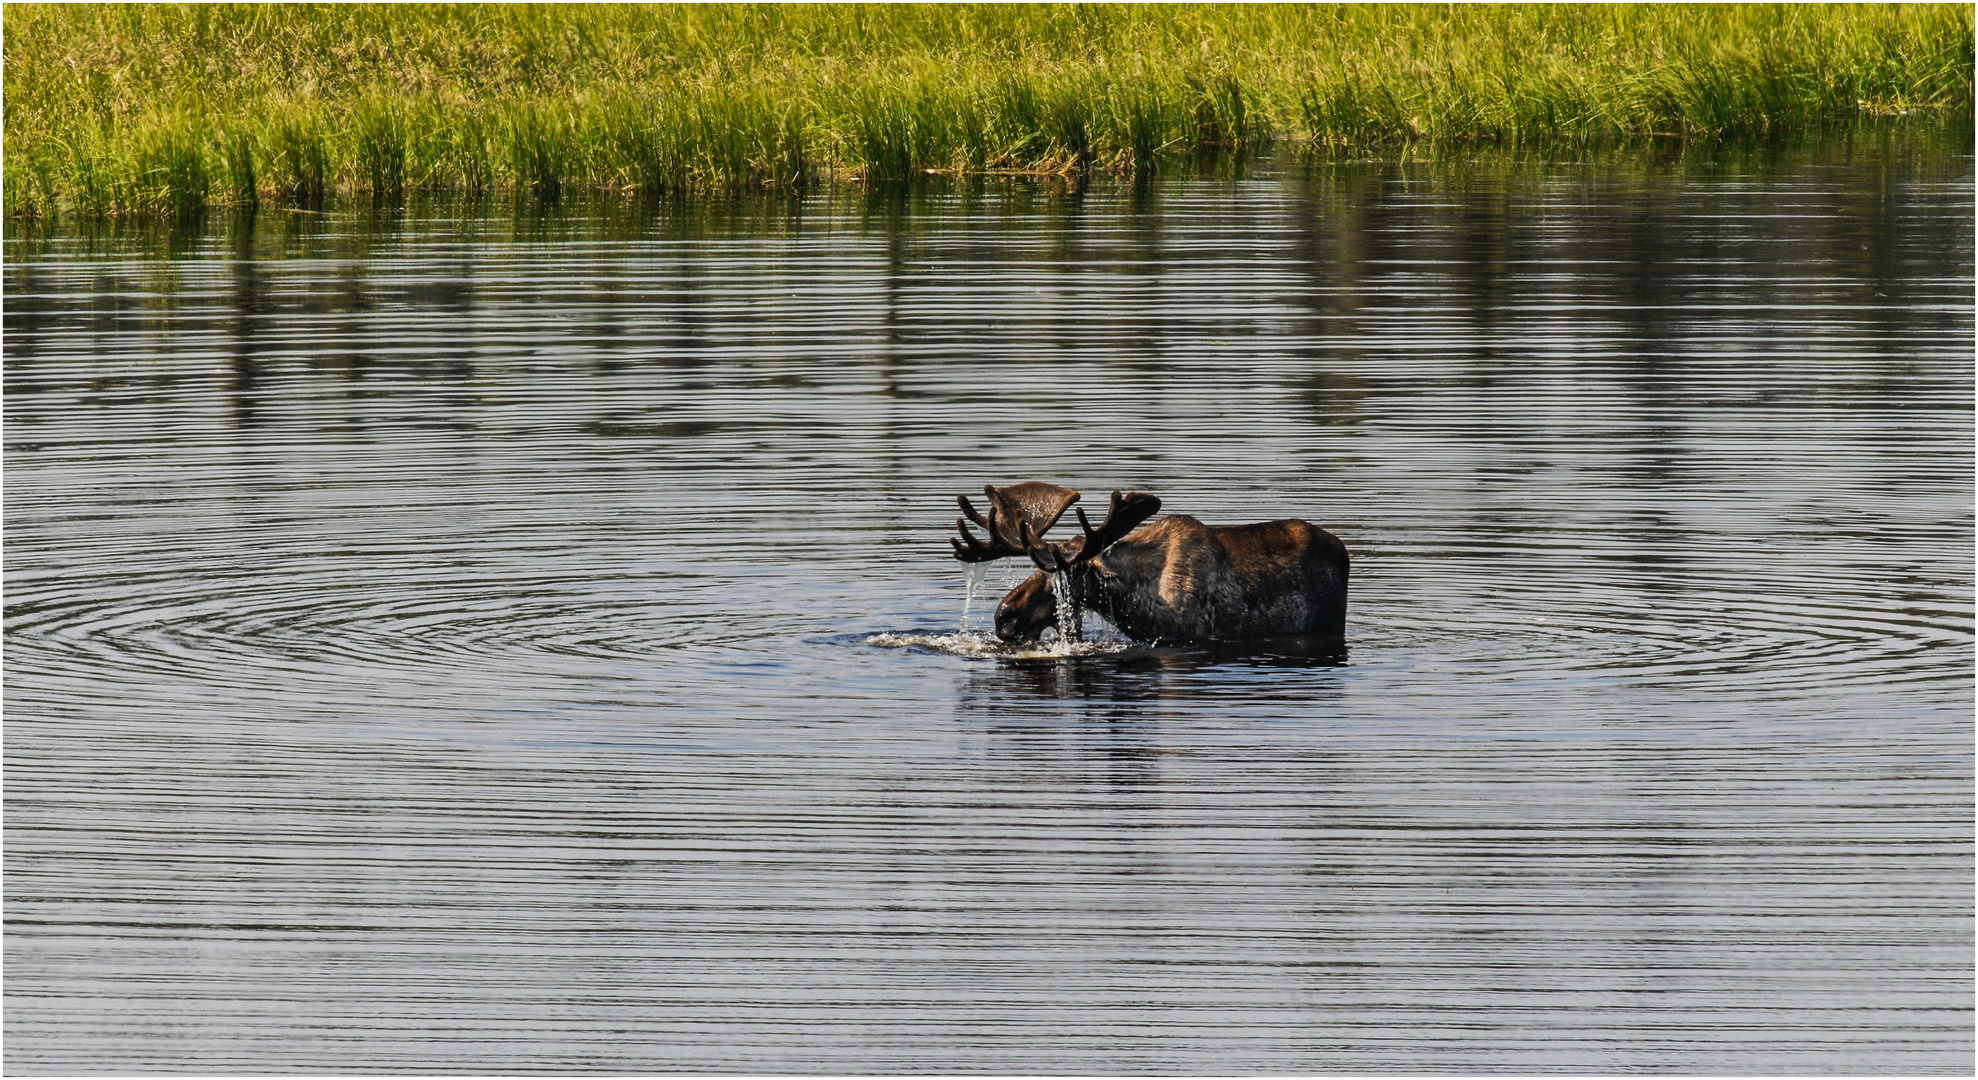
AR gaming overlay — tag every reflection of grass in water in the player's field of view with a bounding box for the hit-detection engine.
[6,3,1970,219]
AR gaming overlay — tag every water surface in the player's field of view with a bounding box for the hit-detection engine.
[6,132,1973,1072]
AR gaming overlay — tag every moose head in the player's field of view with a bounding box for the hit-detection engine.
[950,482,1163,643]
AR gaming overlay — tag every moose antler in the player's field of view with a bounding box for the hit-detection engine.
[950,482,1082,563]
[1022,490,1162,573]
[952,495,1020,562]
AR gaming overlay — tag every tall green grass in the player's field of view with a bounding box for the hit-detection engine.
[5,3,1971,219]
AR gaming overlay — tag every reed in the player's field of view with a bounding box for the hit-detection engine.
[5,3,1970,219]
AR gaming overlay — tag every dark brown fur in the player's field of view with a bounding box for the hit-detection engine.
[994,515,1348,643]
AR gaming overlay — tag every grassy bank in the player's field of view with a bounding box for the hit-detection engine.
[5,3,1971,219]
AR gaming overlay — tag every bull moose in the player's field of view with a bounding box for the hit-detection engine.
[950,482,1348,644]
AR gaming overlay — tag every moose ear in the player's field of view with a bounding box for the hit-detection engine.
[981,482,1080,547]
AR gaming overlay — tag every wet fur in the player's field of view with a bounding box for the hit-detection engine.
[996,515,1348,643]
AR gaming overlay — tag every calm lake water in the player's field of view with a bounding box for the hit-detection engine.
[6,130,1973,1073]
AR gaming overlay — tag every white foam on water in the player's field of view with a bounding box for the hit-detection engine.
[864,631,1128,660]
[864,631,1001,657]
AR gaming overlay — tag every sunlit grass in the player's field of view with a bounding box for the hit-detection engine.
[5,3,1971,219]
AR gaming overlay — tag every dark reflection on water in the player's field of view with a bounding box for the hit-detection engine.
[959,642,1349,707]
[5,128,1973,1073]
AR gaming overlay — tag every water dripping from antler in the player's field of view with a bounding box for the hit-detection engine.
[959,560,988,634]
[1052,569,1083,645]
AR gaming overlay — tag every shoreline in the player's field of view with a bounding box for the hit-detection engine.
[7,121,1969,246]
[7,4,1971,222]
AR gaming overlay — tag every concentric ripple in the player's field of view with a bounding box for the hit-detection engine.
[5,141,1973,1074]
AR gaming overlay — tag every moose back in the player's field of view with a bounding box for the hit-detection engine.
[950,482,1349,644]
